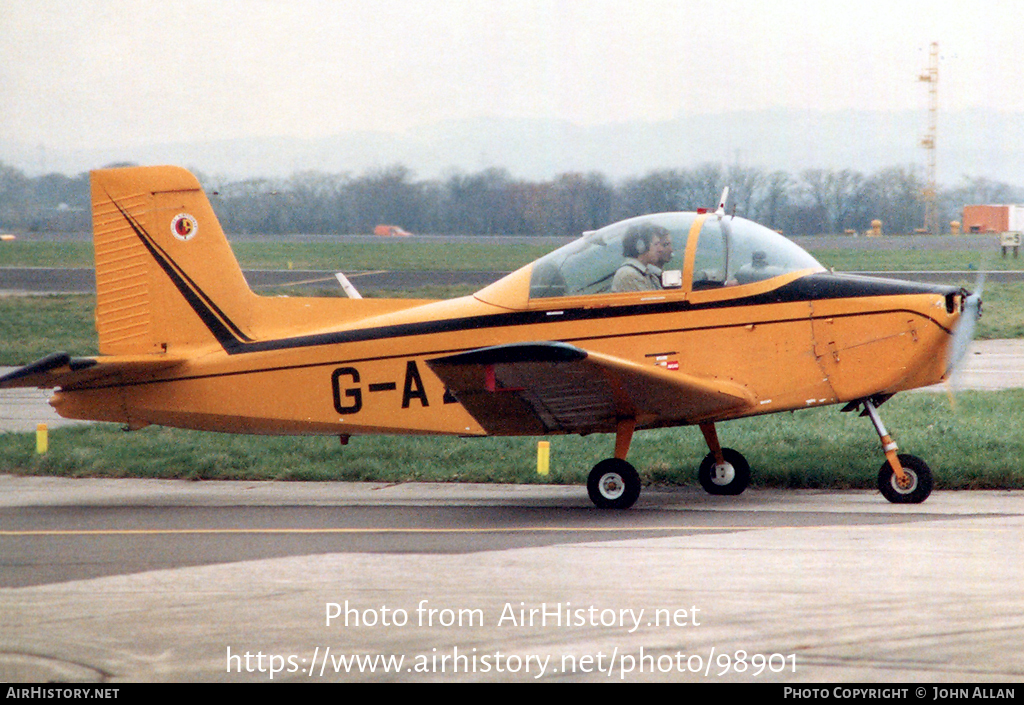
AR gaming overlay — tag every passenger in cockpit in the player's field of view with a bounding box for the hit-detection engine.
[611,224,674,292]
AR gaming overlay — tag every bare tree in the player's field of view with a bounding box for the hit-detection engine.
[858,167,924,234]
[799,168,864,234]
[617,170,689,217]
[750,170,794,231]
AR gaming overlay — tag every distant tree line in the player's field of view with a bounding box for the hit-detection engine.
[0,164,91,233]
[2,159,1022,237]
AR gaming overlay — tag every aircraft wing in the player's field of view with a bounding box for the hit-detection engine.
[0,352,186,390]
[426,342,755,436]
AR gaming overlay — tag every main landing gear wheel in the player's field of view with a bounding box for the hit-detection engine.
[878,454,933,504]
[587,458,641,509]
[698,448,750,496]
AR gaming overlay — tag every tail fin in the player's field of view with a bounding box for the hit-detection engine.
[91,166,258,355]
[91,165,435,357]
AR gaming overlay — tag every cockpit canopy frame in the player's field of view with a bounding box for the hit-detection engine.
[528,212,825,301]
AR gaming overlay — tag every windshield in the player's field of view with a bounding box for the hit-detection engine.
[694,216,825,288]
[529,213,823,299]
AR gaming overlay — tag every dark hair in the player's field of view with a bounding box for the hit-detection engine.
[622,223,670,258]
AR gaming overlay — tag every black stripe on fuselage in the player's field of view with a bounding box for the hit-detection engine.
[66,299,943,394]
[219,272,959,355]
[66,275,959,393]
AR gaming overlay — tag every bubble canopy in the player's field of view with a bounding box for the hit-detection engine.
[528,212,825,299]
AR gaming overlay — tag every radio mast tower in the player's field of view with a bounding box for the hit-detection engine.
[919,42,939,234]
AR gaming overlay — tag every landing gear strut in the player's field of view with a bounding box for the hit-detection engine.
[856,397,933,504]
[697,422,750,495]
[587,418,641,509]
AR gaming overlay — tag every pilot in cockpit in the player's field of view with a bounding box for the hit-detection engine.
[611,224,674,292]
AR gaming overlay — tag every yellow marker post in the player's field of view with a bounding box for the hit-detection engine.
[537,441,550,476]
[36,423,48,454]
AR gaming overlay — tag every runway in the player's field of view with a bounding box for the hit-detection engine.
[1,477,1023,682]
[0,494,937,589]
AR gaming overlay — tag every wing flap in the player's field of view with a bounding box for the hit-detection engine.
[427,342,754,436]
[0,352,186,390]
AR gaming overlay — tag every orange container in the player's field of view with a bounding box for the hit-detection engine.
[962,205,1009,233]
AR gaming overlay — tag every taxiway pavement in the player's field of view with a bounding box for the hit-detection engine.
[1,477,1022,683]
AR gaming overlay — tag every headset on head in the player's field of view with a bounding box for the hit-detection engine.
[623,228,651,258]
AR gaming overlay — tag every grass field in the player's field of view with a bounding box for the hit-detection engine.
[2,390,1022,488]
[0,295,99,364]
[812,248,1024,273]
[4,237,1024,272]
[0,240,557,272]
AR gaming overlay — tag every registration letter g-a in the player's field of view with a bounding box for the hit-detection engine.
[331,367,362,414]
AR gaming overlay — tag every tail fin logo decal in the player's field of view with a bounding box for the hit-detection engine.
[171,213,198,241]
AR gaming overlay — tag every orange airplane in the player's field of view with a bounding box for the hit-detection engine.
[1,167,981,508]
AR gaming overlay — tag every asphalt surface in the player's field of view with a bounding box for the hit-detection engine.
[0,496,943,590]
[1,478,1023,683]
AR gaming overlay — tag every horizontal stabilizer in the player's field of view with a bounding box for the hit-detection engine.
[0,352,186,390]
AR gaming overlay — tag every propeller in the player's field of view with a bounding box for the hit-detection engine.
[944,272,984,381]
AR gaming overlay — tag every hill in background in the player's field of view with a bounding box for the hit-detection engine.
[3,108,1021,187]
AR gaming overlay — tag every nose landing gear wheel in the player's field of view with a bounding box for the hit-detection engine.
[698,448,750,496]
[878,454,933,504]
[587,458,641,509]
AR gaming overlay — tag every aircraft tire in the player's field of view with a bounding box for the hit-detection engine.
[698,448,750,496]
[878,454,933,504]
[587,458,641,509]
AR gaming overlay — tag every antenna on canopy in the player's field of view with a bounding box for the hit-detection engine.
[716,187,730,216]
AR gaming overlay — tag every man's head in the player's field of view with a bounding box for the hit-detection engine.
[646,231,673,268]
[623,224,673,267]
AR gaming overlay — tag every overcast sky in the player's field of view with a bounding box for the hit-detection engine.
[4,0,1024,151]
